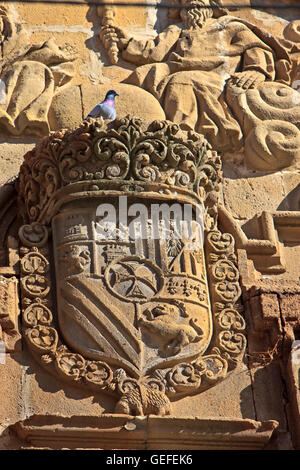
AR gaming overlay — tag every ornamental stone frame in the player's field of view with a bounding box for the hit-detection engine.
[16,117,246,417]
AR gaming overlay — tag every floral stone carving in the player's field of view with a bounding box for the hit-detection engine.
[17,117,246,416]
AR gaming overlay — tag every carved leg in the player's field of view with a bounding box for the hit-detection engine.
[161,71,242,153]
[115,399,130,414]
[162,79,198,131]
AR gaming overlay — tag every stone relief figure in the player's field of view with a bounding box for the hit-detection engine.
[0,6,75,136]
[100,0,300,171]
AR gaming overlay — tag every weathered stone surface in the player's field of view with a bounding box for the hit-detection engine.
[115,0,300,171]
[81,83,165,122]
[281,173,300,211]
[0,351,115,429]
[0,275,20,352]
[0,6,76,138]
[11,413,278,450]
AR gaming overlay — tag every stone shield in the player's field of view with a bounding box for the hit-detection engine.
[52,197,212,378]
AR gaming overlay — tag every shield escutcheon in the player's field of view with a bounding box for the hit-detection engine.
[18,118,247,416]
[52,196,213,379]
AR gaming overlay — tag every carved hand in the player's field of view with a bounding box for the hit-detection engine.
[227,71,266,90]
[100,25,130,51]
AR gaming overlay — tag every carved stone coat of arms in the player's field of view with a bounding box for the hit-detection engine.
[17,118,246,416]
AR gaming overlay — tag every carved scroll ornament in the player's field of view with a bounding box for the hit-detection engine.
[18,117,246,416]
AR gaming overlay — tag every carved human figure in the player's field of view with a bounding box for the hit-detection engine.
[0,6,75,136]
[101,0,298,163]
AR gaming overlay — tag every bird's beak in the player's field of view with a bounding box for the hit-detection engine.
[115,92,119,96]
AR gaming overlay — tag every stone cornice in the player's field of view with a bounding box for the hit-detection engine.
[12,414,278,450]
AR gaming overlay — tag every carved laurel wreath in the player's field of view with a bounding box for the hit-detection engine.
[17,118,246,415]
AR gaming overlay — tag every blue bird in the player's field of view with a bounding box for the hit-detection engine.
[85,89,119,120]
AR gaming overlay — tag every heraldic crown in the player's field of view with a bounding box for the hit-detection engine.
[18,117,222,224]
[16,117,246,417]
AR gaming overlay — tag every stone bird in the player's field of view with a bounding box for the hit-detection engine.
[85,89,119,120]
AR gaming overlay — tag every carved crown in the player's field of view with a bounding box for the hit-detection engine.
[18,117,221,224]
[16,117,246,417]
